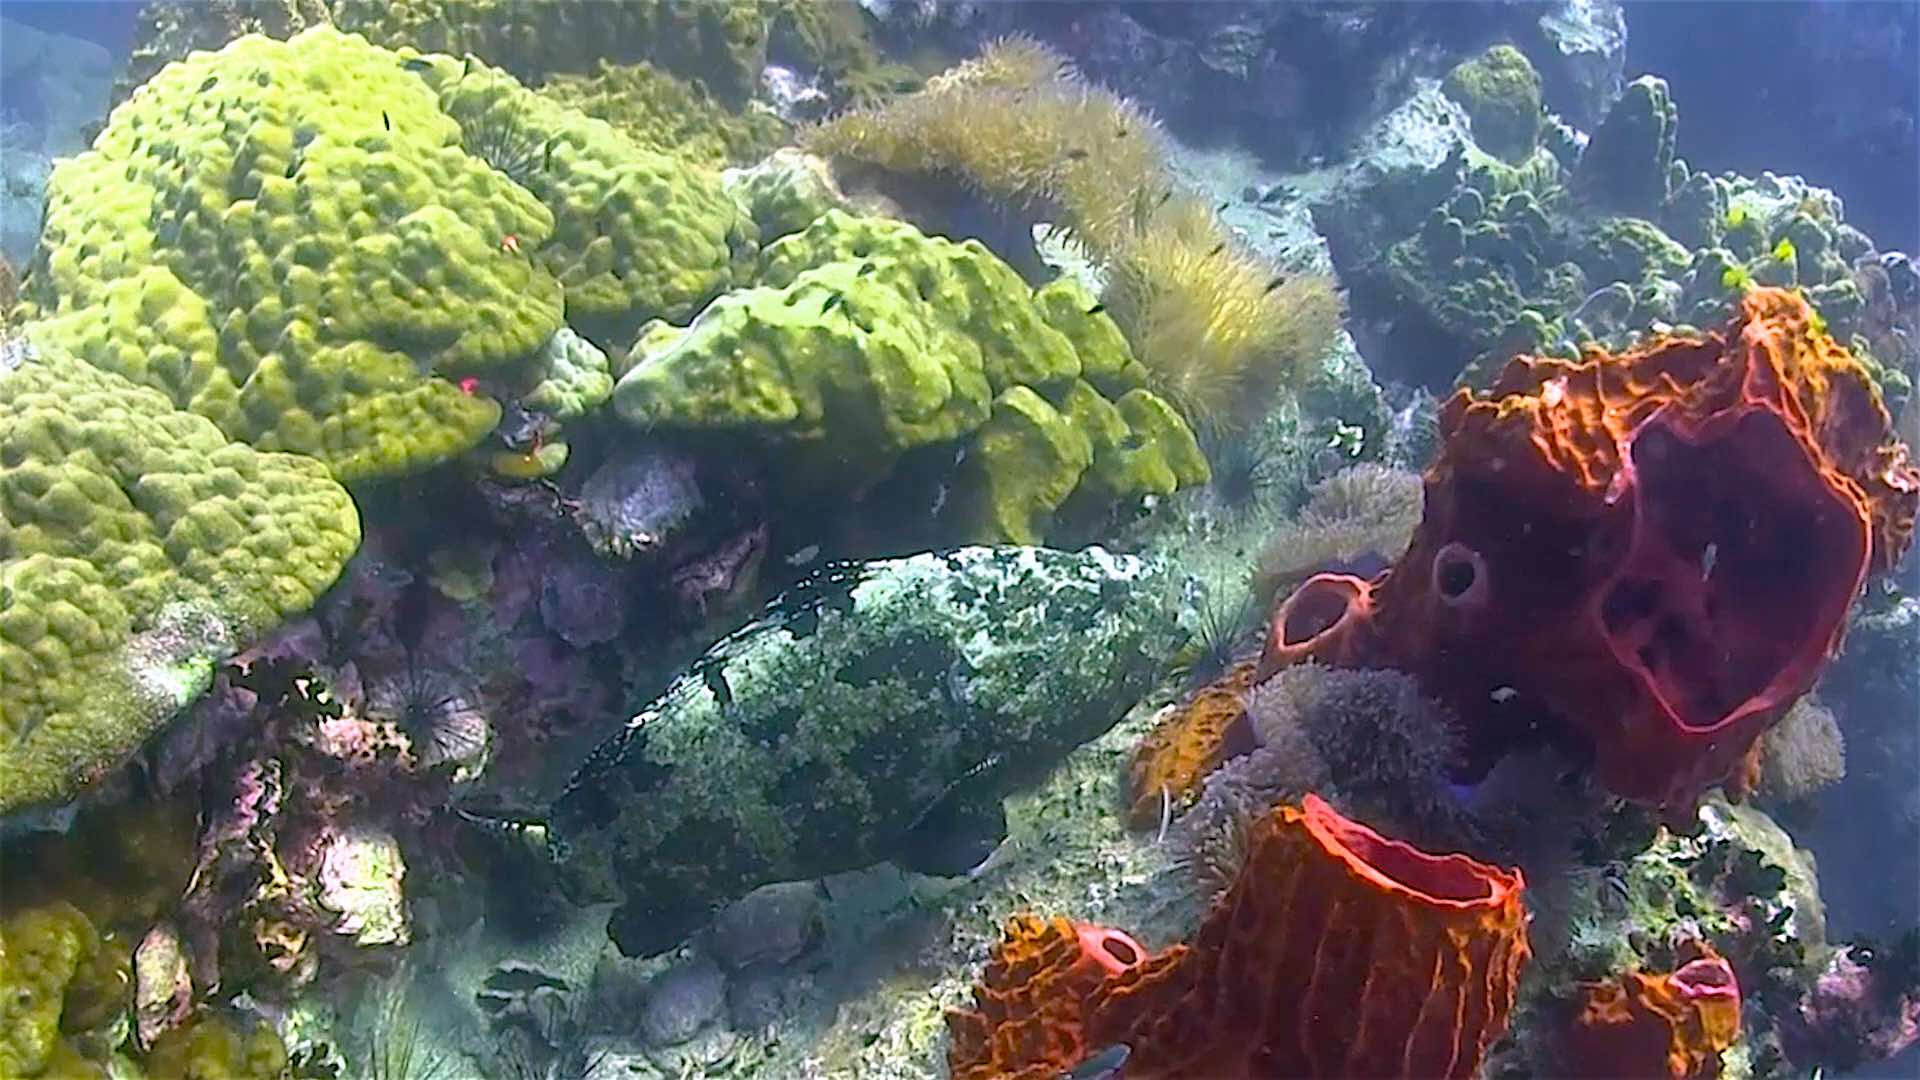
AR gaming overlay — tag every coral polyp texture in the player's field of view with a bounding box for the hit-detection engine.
[1564,942,1743,1079]
[612,210,1207,543]
[1261,288,1919,808]
[0,344,359,812]
[419,53,756,338]
[947,794,1530,1079]
[19,26,563,482]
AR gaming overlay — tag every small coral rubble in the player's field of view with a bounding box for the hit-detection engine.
[1264,288,1918,808]
[949,795,1529,1079]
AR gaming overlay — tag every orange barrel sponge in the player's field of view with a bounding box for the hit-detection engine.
[1259,288,1920,808]
[947,794,1531,1079]
[1566,942,1743,1079]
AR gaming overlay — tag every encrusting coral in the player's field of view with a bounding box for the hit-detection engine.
[805,38,1343,432]
[947,795,1530,1079]
[612,210,1208,544]
[0,343,360,812]
[1259,288,1918,809]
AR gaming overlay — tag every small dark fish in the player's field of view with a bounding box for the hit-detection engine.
[857,262,876,276]
[1086,303,1106,315]
[1115,125,1129,138]
[1062,1043,1131,1080]
[402,57,433,72]
[1155,190,1173,207]
[1216,200,1230,211]
[462,56,472,77]
[822,292,843,314]
[543,137,556,170]
[382,110,391,132]
[1263,273,1288,293]
[198,76,218,93]
[1207,242,1225,257]
[1067,148,1089,161]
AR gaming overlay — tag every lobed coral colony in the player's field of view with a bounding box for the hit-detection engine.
[0,6,1916,1079]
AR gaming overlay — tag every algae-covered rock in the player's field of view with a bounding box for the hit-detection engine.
[549,545,1191,956]
[21,27,565,483]
[0,343,359,811]
[1575,74,1678,214]
[613,211,1204,542]
[1441,45,1545,163]
[328,0,774,104]
[722,149,849,245]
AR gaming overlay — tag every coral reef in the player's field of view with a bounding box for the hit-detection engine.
[805,38,1343,431]
[1325,60,1914,405]
[1441,45,1545,163]
[947,794,1529,1079]
[21,27,562,482]
[538,60,790,170]
[548,545,1190,956]
[0,342,359,811]
[613,210,1207,543]
[0,901,128,1077]
[419,52,757,341]
[1261,289,1918,808]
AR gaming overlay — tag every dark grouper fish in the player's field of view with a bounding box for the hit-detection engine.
[547,545,1190,956]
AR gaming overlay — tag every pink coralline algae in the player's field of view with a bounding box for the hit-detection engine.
[1784,948,1920,1070]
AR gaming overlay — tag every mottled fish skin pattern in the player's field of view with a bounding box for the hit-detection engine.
[549,546,1190,956]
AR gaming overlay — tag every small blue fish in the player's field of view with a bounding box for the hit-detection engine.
[1062,1043,1131,1080]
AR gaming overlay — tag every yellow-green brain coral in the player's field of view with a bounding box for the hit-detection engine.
[423,54,757,340]
[614,210,1207,543]
[19,26,563,482]
[0,344,360,812]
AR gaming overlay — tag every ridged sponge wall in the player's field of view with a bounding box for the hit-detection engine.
[947,794,1530,1078]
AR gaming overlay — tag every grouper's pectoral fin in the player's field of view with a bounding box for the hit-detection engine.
[895,789,1009,878]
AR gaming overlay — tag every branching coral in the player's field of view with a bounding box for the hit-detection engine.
[804,38,1341,432]
[948,795,1530,1079]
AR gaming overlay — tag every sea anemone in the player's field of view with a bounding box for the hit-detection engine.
[1104,200,1344,432]
[1253,462,1423,608]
